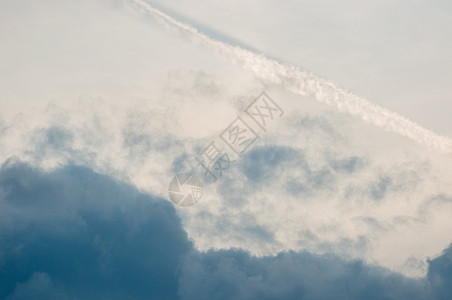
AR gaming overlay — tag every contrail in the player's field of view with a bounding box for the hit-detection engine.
[128,0,452,153]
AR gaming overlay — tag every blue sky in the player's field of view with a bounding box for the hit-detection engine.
[1,0,452,298]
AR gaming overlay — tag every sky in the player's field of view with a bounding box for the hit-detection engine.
[1,0,452,299]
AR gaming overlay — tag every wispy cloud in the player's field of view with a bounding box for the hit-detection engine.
[128,0,452,153]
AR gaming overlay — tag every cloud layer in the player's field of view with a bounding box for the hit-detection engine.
[129,0,452,153]
[1,162,452,299]
[1,0,452,291]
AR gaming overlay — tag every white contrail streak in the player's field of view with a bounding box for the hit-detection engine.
[128,0,452,153]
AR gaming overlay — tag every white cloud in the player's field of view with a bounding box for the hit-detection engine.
[145,0,452,136]
[1,0,452,279]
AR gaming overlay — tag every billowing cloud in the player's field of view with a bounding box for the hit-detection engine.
[0,162,452,299]
[428,244,452,299]
[1,0,452,289]
[180,250,429,300]
[0,161,192,299]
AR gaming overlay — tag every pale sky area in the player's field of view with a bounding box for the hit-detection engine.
[1,0,452,299]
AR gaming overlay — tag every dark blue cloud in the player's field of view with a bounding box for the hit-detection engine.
[0,160,451,299]
[428,245,452,299]
[239,146,304,184]
[236,145,364,198]
[179,250,428,300]
[0,160,191,299]
[328,156,366,174]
